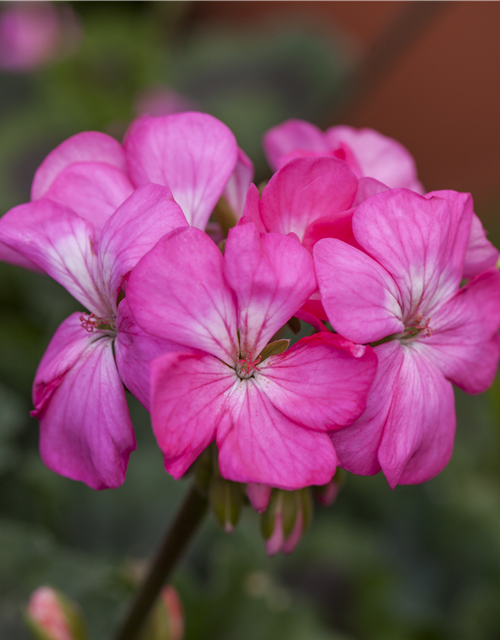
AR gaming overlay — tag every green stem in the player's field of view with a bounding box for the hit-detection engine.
[112,483,208,640]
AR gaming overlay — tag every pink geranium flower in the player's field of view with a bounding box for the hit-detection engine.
[263,118,424,192]
[314,189,500,487]
[127,222,377,489]
[0,112,253,270]
[0,184,188,489]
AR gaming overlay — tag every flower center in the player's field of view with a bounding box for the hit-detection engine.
[404,313,433,339]
[236,351,262,379]
[79,312,116,333]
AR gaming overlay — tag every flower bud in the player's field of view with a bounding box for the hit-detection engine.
[247,482,271,513]
[260,488,313,556]
[209,475,244,533]
[26,587,88,640]
[140,586,184,640]
[313,468,346,507]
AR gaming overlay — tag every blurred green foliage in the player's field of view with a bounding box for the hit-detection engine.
[1,2,500,640]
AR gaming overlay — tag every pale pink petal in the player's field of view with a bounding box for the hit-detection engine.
[314,238,404,344]
[36,328,135,490]
[0,241,44,272]
[44,162,134,233]
[115,299,193,411]
[258,333,377,430]
[263,119,329,171]
[123,112,238,230]
[421,268,500,394]
[260,157,357,242]
[378,345,455,488]
[464,213,499,278]
[150,352,234,479]
[237,183,266,233]
[302,208,357,253]
[127,226,238,363]
[331,341,403,476]
[352,177,389,206]
[217,379,337,489]
[0,200,109,316]
[31,131,127,200]
[98,184,188,310]
[224,223,316,356]
[352,189,472,317]
[325,125,424,193]
[223,148,254,218]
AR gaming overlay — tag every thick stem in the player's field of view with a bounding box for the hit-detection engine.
[113,483,208,640]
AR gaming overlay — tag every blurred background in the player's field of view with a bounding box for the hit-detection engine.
[1,2,500,639]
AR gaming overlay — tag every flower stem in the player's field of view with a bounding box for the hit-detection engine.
[113,483,208,640]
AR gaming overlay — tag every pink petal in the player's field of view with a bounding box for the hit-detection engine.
[421,268,500,394]
[98,184,188,310]
[223,148,254,218]
[302,207,357,253]
[259,332,377,430]
[115,298,190,411]
[378,345,455,488]
[294,309,328,333]
[0,241,44,272]
[123,112,238,230]
[217,378,337,489]
[43,162,134,233]
[260,157,358,242]
[247,482,272,513]
[331,341,404,476]
[31,131,127,200]
[127,226,238,363]
[262,119,329,171]
[150,352,234,479]
[237,183,266,233]
[35,320,135,490]
[464,213,499,278]
[0,200,109,316]
[314,238,404,344]
[352,189,472,317]
[325,125,424,193]
[224,223,316,356]
[352,177,389,207]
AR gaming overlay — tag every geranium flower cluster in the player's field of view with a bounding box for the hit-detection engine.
[1,113,499,530]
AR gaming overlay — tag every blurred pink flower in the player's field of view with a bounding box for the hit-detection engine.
[314,188,500,487]
[127,221,377,489]
[0,185,188,489]
[134,86,199,118]
[0,2,79,72]
[27,587,82,640]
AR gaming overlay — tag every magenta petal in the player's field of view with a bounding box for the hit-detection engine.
[260,157,358,242]
[314,238,404,344]
[31,131,127,200]
[0,241,44,272]
[124,112,238,230]
[217,379,337,489]
[259,333,377,431]
[352,189,472,316]
[331,341,404,477]
[378,346,455,488]
[325,125,424,192]
[465,213,499,278]
[150,352,234,479]
[352,177,389,207]
[225,223,316,356]
[0,200,109,316]
[115,299,189,410]
[302,208,357,253]
[36,323,135,490]
[262,119,329,171]
[44,162,134,233]
[422,268,500,394]
[98,184,188,309]
[237,183,266,233]
[223,148,254,218]
[127,226,238,362]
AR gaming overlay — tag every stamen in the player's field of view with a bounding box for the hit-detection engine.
[79,313,115,333]
[237,351,262,378]
[405,313,433,339]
